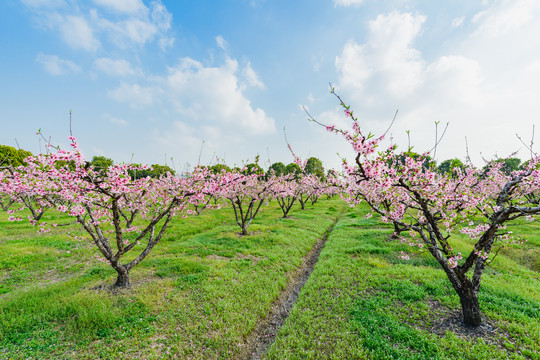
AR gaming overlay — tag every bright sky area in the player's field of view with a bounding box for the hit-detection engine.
[1,0,539,171]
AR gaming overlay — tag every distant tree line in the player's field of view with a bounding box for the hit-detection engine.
[0,147,176,179]
[3,143,525,180]
[388,150,525,177]
[205,156,327,180]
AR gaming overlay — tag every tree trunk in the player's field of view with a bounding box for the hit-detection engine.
[391,223,402,238]
[113,266,131,288]
[458,287,482,327]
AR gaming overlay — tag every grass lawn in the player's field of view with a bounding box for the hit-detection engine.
[0,198,343,359]
[0,198,538,359]
[265,205,540,360]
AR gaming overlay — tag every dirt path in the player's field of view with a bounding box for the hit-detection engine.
[238,207,344,360]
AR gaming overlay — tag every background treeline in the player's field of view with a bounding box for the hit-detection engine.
[0,144,527,179]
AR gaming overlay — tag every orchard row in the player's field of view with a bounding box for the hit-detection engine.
[2,90,540,328]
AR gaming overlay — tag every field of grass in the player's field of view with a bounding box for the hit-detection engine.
[266,206,540,360]
[0,199,539,359]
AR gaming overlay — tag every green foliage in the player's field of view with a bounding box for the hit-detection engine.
[90,156,114,177]
[502,158,521,174]
[128,163,175,179]
[304,157,325,180]
[391,151,435,171]
[0,145,33,167]
[53,159,77,172]
[285,162,302,177]
[242,163,264,176]
[268,162,286,177]
[326,169,338,179]
[437,158,465,175]
[481,158,522,176]
[90,156,114,171]
[519,159,540,170]
[210,163,231,174]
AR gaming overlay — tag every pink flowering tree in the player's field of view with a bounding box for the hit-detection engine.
[214,168,273,235]
[283,135,320,210]
[5,138,206,288]
[270,173,299,218]
[0,172,16,211]
[309,88,540,327]
[0,164,56,222]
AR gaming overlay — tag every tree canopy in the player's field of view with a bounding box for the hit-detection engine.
[285,163,302,177]
[0,145,33,167]
[90,156,114,170]
[129,164,176,179]
[304,157,325,180]
[267,162,286,177]
[437,158,465,175]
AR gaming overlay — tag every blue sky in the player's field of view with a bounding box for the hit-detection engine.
[1,0,540,171]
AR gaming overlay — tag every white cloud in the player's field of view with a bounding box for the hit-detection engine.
[92,0,147,15]
[424,56,483,106]
[452,16,465,28]
[96,16,158,46]
[150,0,172,31]
[333,5,540,164]
[152,121,224,166]
[60,15,100,51]
[158,36,175,51]
[242,61,265,89]
[216,35,228,51]
[472,0,540,37]
[333,0,364,6]
[36,53,81,75]
[109,82,157,107]
[164,57,274,134]
[94,58,139,77]
[311,54,324,72]
[108,55,274,135]
[21,0,65,7]
[91,1,173,48]
[23,0,174,51]
[104,113,128,126]
[336,11,426,101]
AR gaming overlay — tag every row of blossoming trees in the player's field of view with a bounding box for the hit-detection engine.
[1,95,540,328]
[0,138,338,288]
[312,88,540,327]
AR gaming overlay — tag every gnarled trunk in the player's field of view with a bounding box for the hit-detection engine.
[458,286,482,327]
[113,265,130,288]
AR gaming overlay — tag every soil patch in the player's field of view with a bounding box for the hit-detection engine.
[413,299,520,356]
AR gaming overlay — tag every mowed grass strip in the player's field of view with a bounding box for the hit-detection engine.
[0,198,345,359]
[264,205,540,360]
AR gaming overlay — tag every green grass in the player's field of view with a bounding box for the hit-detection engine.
[0,199,343,359]
[264,205,540,360]
[0,200,539,359]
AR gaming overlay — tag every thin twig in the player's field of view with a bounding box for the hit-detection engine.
[381,109,399,140]
[465,137,472,166]
[516,125,537,160]
[427,122,449,155]
[198,140,205,166]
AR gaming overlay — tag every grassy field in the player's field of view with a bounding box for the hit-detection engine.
[0,199,539,359]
